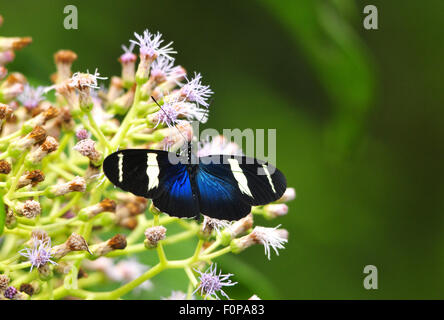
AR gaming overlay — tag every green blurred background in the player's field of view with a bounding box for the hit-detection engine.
[1,0,444,299]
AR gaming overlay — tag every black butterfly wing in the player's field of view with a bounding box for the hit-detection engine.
[103,149,198,218]
[197,155,287,211]
[196,163,251,220]
[151,164,199,218]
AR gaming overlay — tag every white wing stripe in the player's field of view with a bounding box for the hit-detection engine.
[262,164,276,193]
[147,153,160,191]
[118,153,124,182]
[228,158,253,198]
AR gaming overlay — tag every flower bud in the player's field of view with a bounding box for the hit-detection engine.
[79,198,116,221]
[0,160,11,174]
[93,234,127,256]
[0,274,10,292]
[0,103,13,119]
[277,188,296,203]
[5,208,17,229]
[47,176,86,197]
[54,50,77,84]
[73,138,102,166]
[16,170,45,189]
[25,136,58,165]
[263,204,289,219]
[22,107,59,133]
[0,50,15,65]
[221,213,253,245]
[52,233,91,259]
[144,226,166,248]
[15,200,41,219]
[0,66,7,81]
[109,84,135,115]
[107,76,124,102]
[0,36,32,51]
[19,282,40,296]
[119,48,137,86]
[37,264,53,281]
[9,126,47,157]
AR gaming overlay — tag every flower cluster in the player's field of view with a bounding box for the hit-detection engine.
[0,15,295,300]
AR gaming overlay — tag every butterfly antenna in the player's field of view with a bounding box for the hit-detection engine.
[151,96,189,145]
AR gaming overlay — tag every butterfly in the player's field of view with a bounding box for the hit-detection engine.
[103,142,287,221]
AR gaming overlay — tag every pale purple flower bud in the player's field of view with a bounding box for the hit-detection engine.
[19,235,56,271]
[148,95,208,128]
[75,128,90,140]
[131,30,176,61]
[150,56,182,84]
[17,84,45,110]
[193,264,237,300]
[180,72,213,108]
[3,286,17,299]
[15,200,41,219]
[131,30,176,81]
[73,138,102,164]
[144,226,166,248]
[119,43,137,84]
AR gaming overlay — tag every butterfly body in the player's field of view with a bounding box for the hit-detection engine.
[103,144,286,221]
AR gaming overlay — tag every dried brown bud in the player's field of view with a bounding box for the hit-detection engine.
[54,50,77,64]
[28,126,47,144]
[100,198,117,212]
[93,234,127,256]
[52,233,91,259]
[0,103,13,119]
[11,37,32,50]
[41,136,58,153]
[0,160,11,174]
[17,170,45,189]
[67,233,90,252]
[19,283,35,296]
[108,234,127,250]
